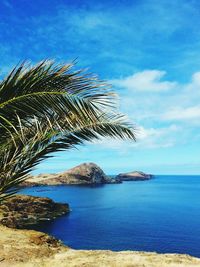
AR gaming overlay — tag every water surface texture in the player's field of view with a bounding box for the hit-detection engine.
[21,175,200,257]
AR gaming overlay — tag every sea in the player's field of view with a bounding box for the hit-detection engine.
[20,175,200,257]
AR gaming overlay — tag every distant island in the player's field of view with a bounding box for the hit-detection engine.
[22,162,153,187]
[116,171,153,181]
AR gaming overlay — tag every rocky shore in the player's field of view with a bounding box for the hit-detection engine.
[0,194,69,228]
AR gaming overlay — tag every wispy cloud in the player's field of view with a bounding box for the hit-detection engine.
[105,69,200,154]
[89,124,180,151]
[111,70,177,92]
[113,69,200,124]
[162,106,200,121]
[1,0,200,79]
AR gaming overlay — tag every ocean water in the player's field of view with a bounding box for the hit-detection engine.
[20,175,200,257]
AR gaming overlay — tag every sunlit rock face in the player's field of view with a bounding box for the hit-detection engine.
[22,162,120,186]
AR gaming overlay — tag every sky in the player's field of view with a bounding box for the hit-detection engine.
[1,0,200,174]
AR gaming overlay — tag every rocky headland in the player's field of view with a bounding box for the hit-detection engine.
[22,163,153,187]
[22,162,121,186]
[116,171,153,181]
[0,194,69,228]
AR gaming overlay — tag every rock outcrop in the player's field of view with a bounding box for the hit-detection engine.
[0,225,68,264]
[0,194,69,228]
[22,163,120,186]
[116,171,153,181]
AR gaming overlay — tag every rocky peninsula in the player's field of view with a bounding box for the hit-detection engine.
[22,162,121,186]
[22,163,153,187]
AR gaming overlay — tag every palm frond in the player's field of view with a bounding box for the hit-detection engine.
[0,61,117,143]
[0,60,137,203]
[0,60,114,103]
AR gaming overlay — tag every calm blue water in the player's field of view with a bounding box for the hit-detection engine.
[20,175,200,257]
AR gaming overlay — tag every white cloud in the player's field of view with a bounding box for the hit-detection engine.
[111,69,200,126]
[89,124,179,151]
[111,70,177,92]
[138,124,179,140]
[134,124,179,149]
[191,72,200,85]
[162,106,200,121]
[105,69,200,150]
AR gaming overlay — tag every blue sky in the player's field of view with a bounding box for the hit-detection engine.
[1,0,200,174]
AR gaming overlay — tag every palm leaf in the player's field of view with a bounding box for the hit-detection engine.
[0,60,137,202]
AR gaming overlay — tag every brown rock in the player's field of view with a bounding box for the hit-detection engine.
[22,163,120,186]
[0,194,69,229]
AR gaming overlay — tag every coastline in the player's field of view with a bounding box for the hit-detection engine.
[0,195,200,267]
[0,195,69,228]
[1,225,200,267]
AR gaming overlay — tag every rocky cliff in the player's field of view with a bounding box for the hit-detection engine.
[0,194,69,228]
[22,163,120,186]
